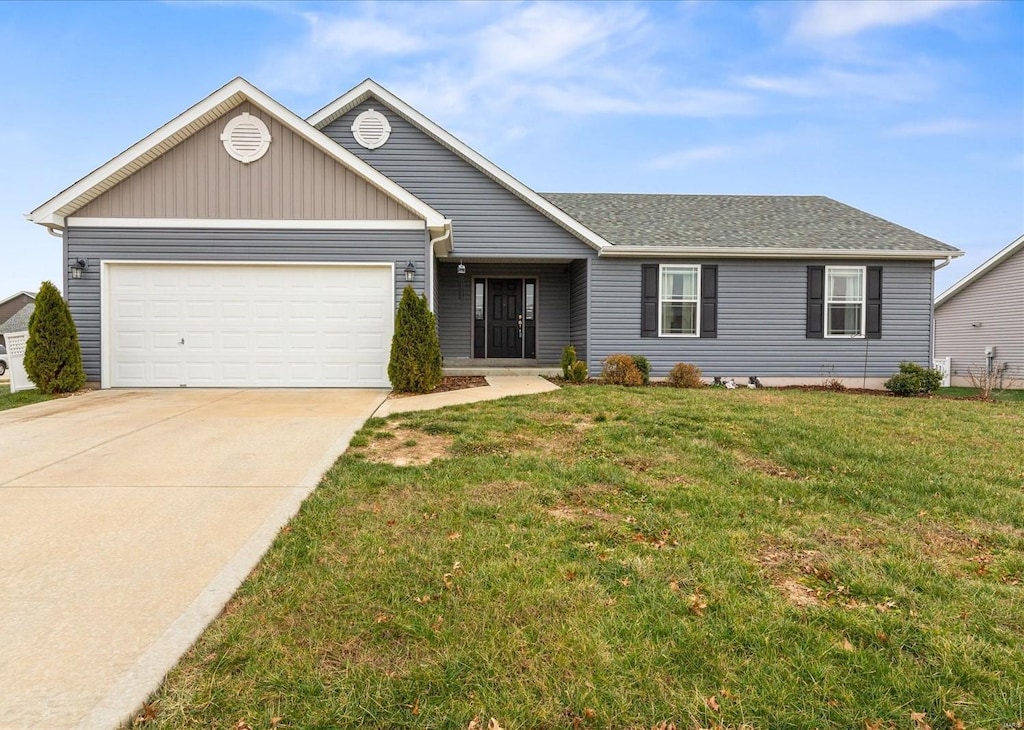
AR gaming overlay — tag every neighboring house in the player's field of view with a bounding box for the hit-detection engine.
[0,291,36,347]
[934,234,1023,387]
[27,78,962,389]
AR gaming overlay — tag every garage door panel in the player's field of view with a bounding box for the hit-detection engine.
[108,263,393,388]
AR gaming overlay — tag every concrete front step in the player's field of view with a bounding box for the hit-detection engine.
[444,367,561,377]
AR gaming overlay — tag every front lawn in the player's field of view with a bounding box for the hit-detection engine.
[0,383,52,411]
[143,388,1023,729]
[938,386,1024,402]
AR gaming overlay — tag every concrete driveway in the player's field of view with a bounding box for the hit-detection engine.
[0,388,386,729]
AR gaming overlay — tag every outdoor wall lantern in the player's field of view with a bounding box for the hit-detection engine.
[69,259,88,280]
[404,261,416,282]
[457,261,466,275]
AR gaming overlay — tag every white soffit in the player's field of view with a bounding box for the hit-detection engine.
[27,77,448,231]
[308,79,614,252]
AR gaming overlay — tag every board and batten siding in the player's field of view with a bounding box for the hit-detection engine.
[323,102,596,260]
[935,245,1024,381]
[569,259,589,362]
[589,258,935,378]
[436,262,570,363]
[77,101,418,221]
[65,226,427,382]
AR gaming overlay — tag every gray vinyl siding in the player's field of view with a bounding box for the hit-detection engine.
[323,102,596,259]
[569,259,588,362]
[65,226,427,381]
[436,262,569,363]
[934,246,1024,379]
[590,258,935,378]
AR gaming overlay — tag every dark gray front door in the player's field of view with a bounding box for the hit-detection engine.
[488,279,521,358]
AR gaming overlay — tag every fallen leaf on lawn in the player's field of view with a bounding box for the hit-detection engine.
[669,580,680,592]
[584,708,596,718]
[414,595,432,605]
[910,711,931,730]
[488,719,504,730]
[839,639,855,652]
[374,613,390,624]
[719,688,734,699]
[944,710,965,730]
[651,722,676,730]
[706,695,720,712]
[452,561,463,573]
[688,592,708,616]
[467,718,482,730]
[270,718,283,728]
[864,722,882,730]
[202,653,217,663]
[233,721,252,730]
[432,615,444,631]
[410,698,420,715]
[448,532,462,541]
[618,577,632,587]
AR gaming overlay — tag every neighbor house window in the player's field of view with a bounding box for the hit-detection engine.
[659,265,700,336]
[826,266,865,337]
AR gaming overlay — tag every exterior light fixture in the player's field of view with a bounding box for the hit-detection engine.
[404,261,416,282]
[457,261,466,275]
[69,258,87,280]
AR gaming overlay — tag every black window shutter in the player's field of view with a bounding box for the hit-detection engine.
[866,266,882,339]
[806,266,824,339]
[700,265,718,338]
[641,264,658,337]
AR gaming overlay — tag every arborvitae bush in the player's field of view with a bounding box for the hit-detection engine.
[602,354,644,386]
[561,344,578,379]
[667,362,704,388]
[23,281,86,394]
[387,286,443,393]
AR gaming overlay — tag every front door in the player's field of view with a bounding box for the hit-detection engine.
[487,279,521,358]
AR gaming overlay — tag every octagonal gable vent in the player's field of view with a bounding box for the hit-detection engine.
[351,108,391,150]
[220,112,271,164]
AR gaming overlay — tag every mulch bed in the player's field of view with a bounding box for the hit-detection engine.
[388,376,488,399]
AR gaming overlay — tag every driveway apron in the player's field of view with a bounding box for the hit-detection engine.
[0,388,385,729]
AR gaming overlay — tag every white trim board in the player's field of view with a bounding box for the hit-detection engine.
[70,218,427,231]
[28,77,448,232]
[307,79,615,253]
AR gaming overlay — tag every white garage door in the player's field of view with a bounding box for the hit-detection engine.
[105,262,394,388]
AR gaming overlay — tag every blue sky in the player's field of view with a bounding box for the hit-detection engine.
[1,0,1021,297]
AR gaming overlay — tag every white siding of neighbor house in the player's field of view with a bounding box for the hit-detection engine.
[935,245,1024,383]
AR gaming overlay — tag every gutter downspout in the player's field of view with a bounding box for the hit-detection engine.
[930,256,953,371]
[427,226,452,314]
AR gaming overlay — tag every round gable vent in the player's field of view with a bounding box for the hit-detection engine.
[351,108,391,150]
[220,112,271,164]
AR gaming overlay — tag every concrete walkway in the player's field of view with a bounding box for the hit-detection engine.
[375,375,560,416]
[0,388,386,729]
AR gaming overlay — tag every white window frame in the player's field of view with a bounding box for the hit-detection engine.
[658,264,701,337]
[824,265,866,338]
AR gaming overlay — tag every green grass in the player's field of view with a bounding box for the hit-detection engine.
[0,383,52,410]
[938,386,1024,402]
[142,388,1023,729]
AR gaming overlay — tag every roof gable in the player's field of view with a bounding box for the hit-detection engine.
[28,78,447,230]
[308,80,612,252]
[935,233,1024,308]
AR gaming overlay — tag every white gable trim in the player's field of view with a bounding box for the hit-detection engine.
[935,233,1024,309]
[308,79,614,252]
[27,78,448,231]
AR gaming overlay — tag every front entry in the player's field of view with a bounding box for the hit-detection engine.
[473,278,537,359]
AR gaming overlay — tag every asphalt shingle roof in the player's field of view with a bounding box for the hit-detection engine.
[540,193,959,253]
[0,303,34,334]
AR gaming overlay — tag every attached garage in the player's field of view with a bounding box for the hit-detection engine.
[103,262,394,388]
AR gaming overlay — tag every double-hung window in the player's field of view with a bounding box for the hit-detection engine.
[659,265,700,336]
[825,266,865,337]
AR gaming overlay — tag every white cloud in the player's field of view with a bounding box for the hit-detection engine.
[791,0,976,41]
[738,65,938,103]
[646,145,736,170]
[888,118,980,137]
